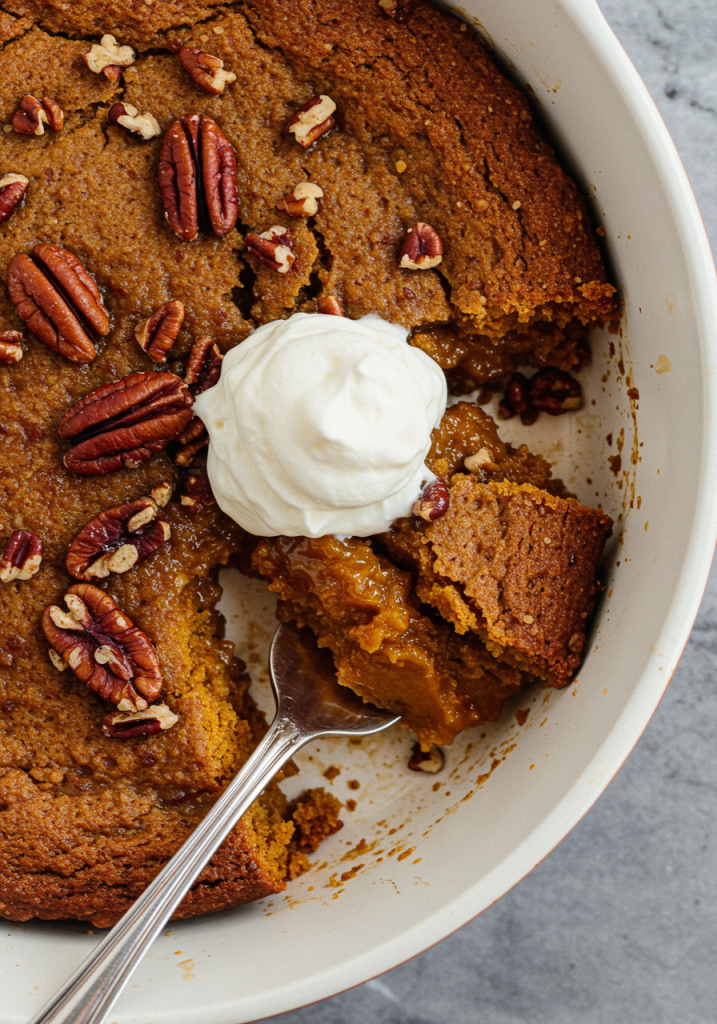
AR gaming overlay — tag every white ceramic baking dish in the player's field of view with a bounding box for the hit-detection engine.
[4,0,717,1021]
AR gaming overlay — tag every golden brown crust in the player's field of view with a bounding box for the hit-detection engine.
[0,1,231,45]
[0,794,293,928]
[388,477,613,686]
[0,8,328,927]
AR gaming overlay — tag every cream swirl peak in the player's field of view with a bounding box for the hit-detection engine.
[195,312,447,538]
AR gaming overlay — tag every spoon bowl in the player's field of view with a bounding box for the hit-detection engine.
[270,622,400,736]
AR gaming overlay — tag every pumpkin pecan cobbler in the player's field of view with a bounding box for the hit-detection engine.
[0,0,615,925]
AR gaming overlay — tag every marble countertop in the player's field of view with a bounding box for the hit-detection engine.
[269,2,717,1022]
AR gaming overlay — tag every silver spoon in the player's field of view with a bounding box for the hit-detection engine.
[30,622,400,1024]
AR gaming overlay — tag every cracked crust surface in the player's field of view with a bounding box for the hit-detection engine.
[253,404,613,745]
[1,0,616,358]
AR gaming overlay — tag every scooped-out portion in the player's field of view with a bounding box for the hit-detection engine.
[253,403,612,749]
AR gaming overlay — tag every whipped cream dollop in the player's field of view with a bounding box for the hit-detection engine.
[194,312,447,537]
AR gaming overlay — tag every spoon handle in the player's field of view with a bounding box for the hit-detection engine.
[29,714,303,1024]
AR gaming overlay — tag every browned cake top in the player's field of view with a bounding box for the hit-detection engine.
[392,476,614,685]
[0,0,614,923]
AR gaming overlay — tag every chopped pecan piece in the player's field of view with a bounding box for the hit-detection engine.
[412,479,449,521]
[498,371,538,425]
[7,243,109,363]
[378,0,415,21]
[399,223,443,270]
[317,296,344,316]
[0,330,23,364]
[245,225,295,274]
[12,96,64,135]
[407,743,444,773]
[150,480,172,507]
[0,174,28,223]
[287,95,336,149]
[102,702,178,738]
[42,583,162,711]
[276,181,323,217]
[180,472,216,513]
[528,368,583,415]
[83,34,135,79]
[108,103,161,140]
[135,300,185,363]
[59,371,194,475]
[158,113,239,241]
[184,336,223,395]
[174,415,208,466]
[179,45,236,95]
[66,496,171,580]
[0,530,43,582]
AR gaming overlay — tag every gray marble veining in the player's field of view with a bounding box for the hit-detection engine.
[269,2,717,1021]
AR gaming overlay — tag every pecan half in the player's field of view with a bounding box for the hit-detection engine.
[407,743,444,773]
[59,371,194,475]
[158,113,239,241]
[378,0,415,21]
[245,225,295,274]
[108,102,161,140]
[174,415,208,466]
[12,96,64,135]
[0,330,23,364]
[412,479,449,521]
[179,46,236,95]
[528,368,583,415]
[66,496,171,580]
[83,35,135,79]
[0,530,43,582]
[286,95,336,149]
[7,243,109,363]
[184,336,223,395]
[276,180,323,217]
[0,174,28,223]
[102,702,178,738]
[399,223,443,270]
[42,583,162,711]
[498,371,537,425]
[180,471,215,513]
[135,300,185,363]
[317,296,344,316]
